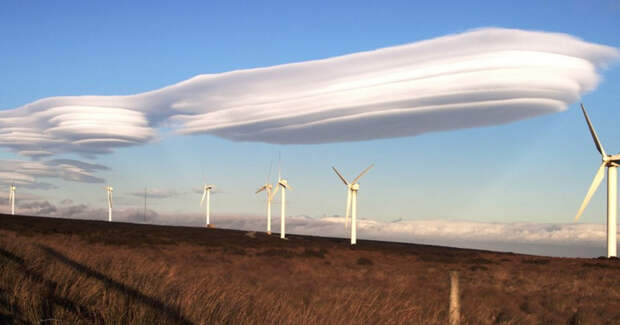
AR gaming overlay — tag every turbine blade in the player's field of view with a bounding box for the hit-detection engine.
[200,189,207,205]
[575,162,606,221]
[269,185,280,201]
[352,164,374,184]
[256,185,267,194]
[581,104,607,156]
[332,166,349,185]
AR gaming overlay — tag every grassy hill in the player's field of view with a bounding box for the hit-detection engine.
[0,214,619,324]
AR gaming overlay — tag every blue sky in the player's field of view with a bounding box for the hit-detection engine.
[1,0,620,231]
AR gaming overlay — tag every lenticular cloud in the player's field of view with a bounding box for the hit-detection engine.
[1,28,617,156]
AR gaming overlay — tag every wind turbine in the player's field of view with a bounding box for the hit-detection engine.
[575,104,618,258]
[104,185,113,222]
[276,168,292,239]
[332,164,374,245]
[8,183,15,215]
[256,163,278,235]
[201,184,215,228]
[143,186,147,222]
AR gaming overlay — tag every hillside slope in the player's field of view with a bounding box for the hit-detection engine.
[0,214,619,324]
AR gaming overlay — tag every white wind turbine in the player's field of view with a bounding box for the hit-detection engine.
[104,185,113,222]
[276,168,292,239]
[200,184,215,228]
[8,183,16,215]
[332,164,374,245]
[256,164,278,235]
[575,104,618,258]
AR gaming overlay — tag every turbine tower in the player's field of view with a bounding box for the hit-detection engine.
[104,185,113,222]
[143,186,147,222]
[332,164,374,245]
[276,169,292,239]
[8,184,16,215]
[575,104,618,257]
[201,184,215,228]
[256,179,279,235]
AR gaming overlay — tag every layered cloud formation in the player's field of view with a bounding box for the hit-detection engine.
[0,28,617,158]
[0,159,107,189]
[0,105,154,157]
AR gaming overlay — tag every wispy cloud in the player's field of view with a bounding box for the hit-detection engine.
[129,188,180,199]
[0,191,44,204]
[46,159,109,173]
[1,28,617,157]
[0,159,106,187]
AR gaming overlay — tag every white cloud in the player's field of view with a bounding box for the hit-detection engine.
[0,28,617,157]
[187,215,613,257]
[12,201,612,257]
[45,159,108,173]
[130,188,180,199]
[203,215,607,246]
[0,105,155,156]
[0,159,106,187]
[0,191,44,203]
[59,198,74,205]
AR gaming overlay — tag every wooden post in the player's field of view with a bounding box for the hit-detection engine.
[449,271,460,325]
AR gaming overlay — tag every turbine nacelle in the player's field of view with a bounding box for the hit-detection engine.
[279,179,291,189]
[256,183,273,193]
[603,154,620,164]
[603,159,620,168]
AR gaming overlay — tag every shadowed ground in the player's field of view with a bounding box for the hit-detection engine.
[0,214,619,324]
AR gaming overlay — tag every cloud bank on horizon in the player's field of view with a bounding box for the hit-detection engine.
[4,199,612,257]
[1,27,618,159]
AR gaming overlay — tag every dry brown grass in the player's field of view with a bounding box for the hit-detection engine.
[0,214,619,324]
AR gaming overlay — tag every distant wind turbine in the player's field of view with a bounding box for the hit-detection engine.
[574,104,618,258]
[256,163,278,235]
[201,184,215,228]
[332,164,374,245]
[104,185,113,222]
[276,166,292,239]
[8,183,15,215]
[143,186,147,222]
